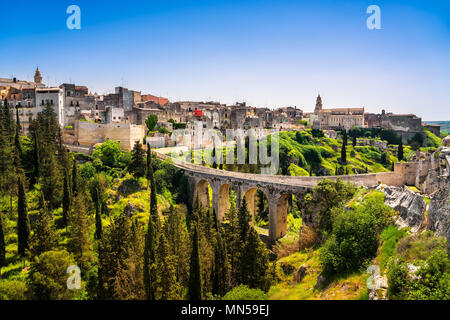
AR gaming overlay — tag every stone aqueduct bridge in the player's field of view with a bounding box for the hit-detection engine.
[155,152,415,242]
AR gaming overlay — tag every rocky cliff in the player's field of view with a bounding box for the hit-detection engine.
[381,186,426,232]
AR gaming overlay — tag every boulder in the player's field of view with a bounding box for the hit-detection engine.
[293,264,307,283]
[443,135,450,147]
[314,274,326,290]
[427,179,450,247]
[383,186,426,232]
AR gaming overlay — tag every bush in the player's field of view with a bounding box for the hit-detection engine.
[27,249,77,300]
[92,140,122,167]
[387,247,450,300]
[0,280,27,300]
[222,285,267,300]
[79,162,96,180]
[319,210,379,274]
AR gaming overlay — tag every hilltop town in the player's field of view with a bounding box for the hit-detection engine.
[0,68,440,151]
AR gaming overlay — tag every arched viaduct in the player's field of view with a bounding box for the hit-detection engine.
[155,152,412,242]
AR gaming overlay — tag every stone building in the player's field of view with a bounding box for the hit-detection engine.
[313,94,365,130]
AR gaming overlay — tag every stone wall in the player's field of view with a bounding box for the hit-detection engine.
[74,120,145,150]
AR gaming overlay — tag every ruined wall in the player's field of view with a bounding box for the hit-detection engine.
[74,120,145,150]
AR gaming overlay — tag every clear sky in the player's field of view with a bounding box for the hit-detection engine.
[1,0,449,120]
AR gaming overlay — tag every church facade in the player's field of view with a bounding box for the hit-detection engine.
[313,94,365,130]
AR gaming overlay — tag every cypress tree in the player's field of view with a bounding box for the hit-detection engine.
[398,140,404,161]
[238,197,251,243]
[94,187,103,240]
[0,213,5,278]
[30,208,58,256]
[146,146,151,189]
[129,140,145,177]
[32,130,40,181]
[341,133,347,164]
[17,177,30,260]
[155,233,181,300]
[239,227,270,290]
[352,134,357,148]
[144,145,159,299]
[62,170,71,231]
[188,224,203,300]
[212,231,229,296]
[72,160,78,196]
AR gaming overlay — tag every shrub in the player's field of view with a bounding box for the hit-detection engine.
[222,285,267,300]
[27,249,77,300]
[319,210,379,274]
[387,247,450,300]
[0,280,27,300]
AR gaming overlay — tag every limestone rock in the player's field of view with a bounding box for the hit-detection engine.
[443,135,450,147]
[294,264,307,283]
[427,179,450,246]
[314,274,326,290]
[383,186,426,232]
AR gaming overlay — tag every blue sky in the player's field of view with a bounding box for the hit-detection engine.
[1,0,449,120]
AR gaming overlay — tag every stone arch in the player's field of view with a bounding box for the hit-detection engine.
[217,183,231,220]
[268,193,291,240]
[194,179,212,209]
[242,186,270,225]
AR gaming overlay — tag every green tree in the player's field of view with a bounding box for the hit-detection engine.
[238,197,251,244]
[92,140,122,167]
[212,231,230,296]
[145,114,158,133]
[304,178,356,233]
[62,169,71,231]
[98,210,133,299]
[398,140,404,161]
[68,189,94,270]
[0,213,5,278]
[17,177,30,261]
[319,210,379,274]
[27,249,76,300]
[240,227,271,291]
[143,146,160,299]
[188,224,203,300]
[30,209,58,256]
[155,233,181,299]
[340,131,347,164]
[129,140,146,177]
[164,205,190,284]
[72,160,78,195]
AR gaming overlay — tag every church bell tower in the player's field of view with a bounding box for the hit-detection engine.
[314,94,323,114]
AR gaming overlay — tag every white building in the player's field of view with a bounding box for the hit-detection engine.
[35,87,65,126]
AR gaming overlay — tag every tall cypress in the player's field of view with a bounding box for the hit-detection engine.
[62,170,71,231]
[0,213,5,278]
[72,160,78,196]
[144,145,159,299]
[341,131,347,164]
[238,197,251,244]
[398,140,404,161]
[188,224,202,300]
[212,231,229,296]
[94,187,103,240]
[17,177,30,260]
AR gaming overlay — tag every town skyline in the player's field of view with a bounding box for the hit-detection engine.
[1,0,449,120]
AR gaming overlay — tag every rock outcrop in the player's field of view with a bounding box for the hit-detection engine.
[427,178,450,247]
[294,264,307,283]
[382,186,426,232]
